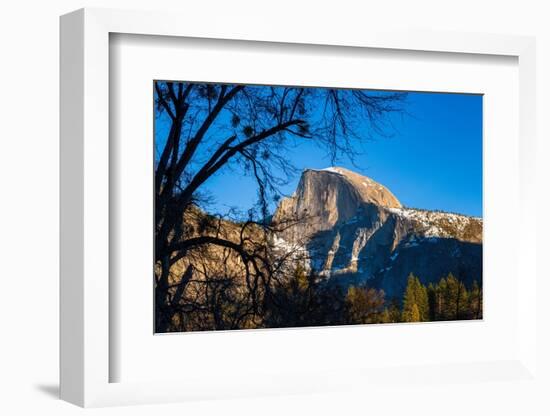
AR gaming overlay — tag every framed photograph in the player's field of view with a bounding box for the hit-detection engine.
[150,80,483,334]
[60,8,538,407]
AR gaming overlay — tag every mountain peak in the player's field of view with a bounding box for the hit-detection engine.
[273,167,402,243]
[271,166,482,297]
[304,167,402,209]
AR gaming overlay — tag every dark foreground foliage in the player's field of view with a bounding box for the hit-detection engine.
[162,268,482,332]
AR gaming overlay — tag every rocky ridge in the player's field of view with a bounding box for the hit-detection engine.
[272,167,482,299]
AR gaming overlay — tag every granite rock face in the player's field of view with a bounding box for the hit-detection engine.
[272,167,482,299]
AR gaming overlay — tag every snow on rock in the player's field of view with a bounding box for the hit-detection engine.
[321,167,346,174]
[387,207,482,242]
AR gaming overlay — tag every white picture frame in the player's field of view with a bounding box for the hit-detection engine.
[60,7,538,407]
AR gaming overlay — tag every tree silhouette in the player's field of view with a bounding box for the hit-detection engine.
[153,81,406,332]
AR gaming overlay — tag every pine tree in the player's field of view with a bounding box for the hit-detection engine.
[438,273,468,320]
[469,279,482,319]
[410,303,421,322]
[427,283,437,321]
[401,273,429,322]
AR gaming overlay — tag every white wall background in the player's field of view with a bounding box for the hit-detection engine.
[0,1,548,414]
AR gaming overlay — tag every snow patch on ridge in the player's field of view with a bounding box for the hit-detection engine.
[387,207,482,239]
[322,167,345,174]
[305,167,346,175]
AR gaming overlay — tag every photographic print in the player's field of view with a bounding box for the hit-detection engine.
[154,81,482,333]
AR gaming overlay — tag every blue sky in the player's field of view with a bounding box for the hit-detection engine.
[156,88,482,218]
